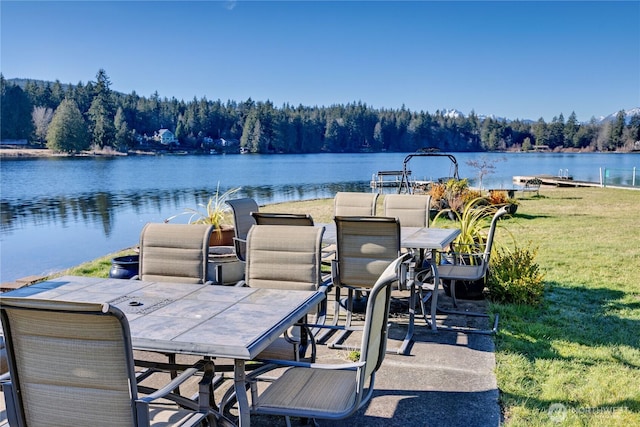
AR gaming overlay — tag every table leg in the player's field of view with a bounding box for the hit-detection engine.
[234,359,250,426]
[398,262,415,355]
[429,248,440,331]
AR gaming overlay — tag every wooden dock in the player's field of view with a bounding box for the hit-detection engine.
[513,175,602,188]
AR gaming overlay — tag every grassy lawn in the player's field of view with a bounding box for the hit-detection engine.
[60,187,640,425]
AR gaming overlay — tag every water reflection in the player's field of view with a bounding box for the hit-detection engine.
[0,182,370,234]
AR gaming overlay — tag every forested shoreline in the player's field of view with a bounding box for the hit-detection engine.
[2,70,639,155]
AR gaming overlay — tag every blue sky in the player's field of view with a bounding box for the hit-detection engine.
[2,1,639,122]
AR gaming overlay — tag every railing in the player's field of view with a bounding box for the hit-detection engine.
[600,167,639,188]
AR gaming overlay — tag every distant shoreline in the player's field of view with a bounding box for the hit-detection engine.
[1,146,635,159]
[0,146,128,158]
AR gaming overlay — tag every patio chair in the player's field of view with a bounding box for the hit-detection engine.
[383,193,431,227]
[241,224,329,360]
[251,212,314,226]
[137,222,214,284]
[333,192,379,216]
[248,254,410,427]
[0,297,211,427]
[250,212,329,269]
[135,222,214,385]
[218,224,330,416]
[416,205,509,334]
[226,197,259,262]
[322,216,401,350]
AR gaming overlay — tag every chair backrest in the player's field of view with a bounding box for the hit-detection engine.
[358,254,409,400]
[0,297,139,426]
[334,216,401,289]
[138,222,213,283]
[333,192,379,216]
[481,205,510,267]
[226,198,259,261]
[251,212,314,226]
[383,194,431,227]
[245,225,325,291]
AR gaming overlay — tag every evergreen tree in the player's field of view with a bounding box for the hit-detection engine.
[88,69,116,148]
[564,112,579,148]
[1,78,34,141]
[46,99,90,153]
[610,110,625,149]
[113,106,132,151]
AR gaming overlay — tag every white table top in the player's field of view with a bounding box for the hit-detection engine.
[3,275,324,360]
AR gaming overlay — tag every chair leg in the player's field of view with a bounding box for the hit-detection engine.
[314,287,342,344]
[451,279,459,308]
[417,272,500,335]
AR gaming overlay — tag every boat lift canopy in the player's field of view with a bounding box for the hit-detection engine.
[398,151,460,194]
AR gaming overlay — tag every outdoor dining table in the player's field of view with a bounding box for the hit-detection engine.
[1,275,325,427]
[320,223,461,354]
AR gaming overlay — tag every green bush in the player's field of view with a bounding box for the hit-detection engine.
[486,244,545,305]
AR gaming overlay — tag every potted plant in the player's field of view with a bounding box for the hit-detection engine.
[166,184,241,246]
[486,190,519,214]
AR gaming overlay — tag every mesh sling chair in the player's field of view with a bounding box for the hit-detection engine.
[320,216,401,350]
[251,212,314,226]
[226,198,259,263]
[137,222,214,284]
[135,222,214,387]
[0,297,212,427]
[240,224,329,359]
[218,224,330,417]
[248,254,410,427]
[383,193,432,228]
[333,192,379,216]
[416,205,510,334]
[327,192,380,268]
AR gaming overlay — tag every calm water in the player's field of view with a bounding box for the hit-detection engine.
[1,152,638,282]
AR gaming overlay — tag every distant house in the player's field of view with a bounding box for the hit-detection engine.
[156,129,179,145]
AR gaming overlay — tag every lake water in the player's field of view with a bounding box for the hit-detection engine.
[1,151,638,282]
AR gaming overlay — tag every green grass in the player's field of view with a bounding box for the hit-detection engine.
[57,248,136,278]
[48,188,640,425]
[488,188,640,426]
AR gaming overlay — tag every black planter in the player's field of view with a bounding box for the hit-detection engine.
[109,255,139,279]
[442,279,486,300]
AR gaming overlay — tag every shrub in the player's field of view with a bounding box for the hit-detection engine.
[487,190,510,205]
[486,244,545,305]
[428,183,446,208]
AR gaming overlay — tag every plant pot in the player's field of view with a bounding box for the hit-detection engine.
[442,278,486,300]
[109,255,139,279]
[209,226,235,246]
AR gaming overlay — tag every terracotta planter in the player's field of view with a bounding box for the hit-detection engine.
[209,226,235,246]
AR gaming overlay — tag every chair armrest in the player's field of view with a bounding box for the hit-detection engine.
[138,365,203,403]
[257,358,365,371]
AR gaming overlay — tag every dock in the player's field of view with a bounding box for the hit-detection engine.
[513,174,602,188]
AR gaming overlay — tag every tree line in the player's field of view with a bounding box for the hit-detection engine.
[2,70,639,154]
